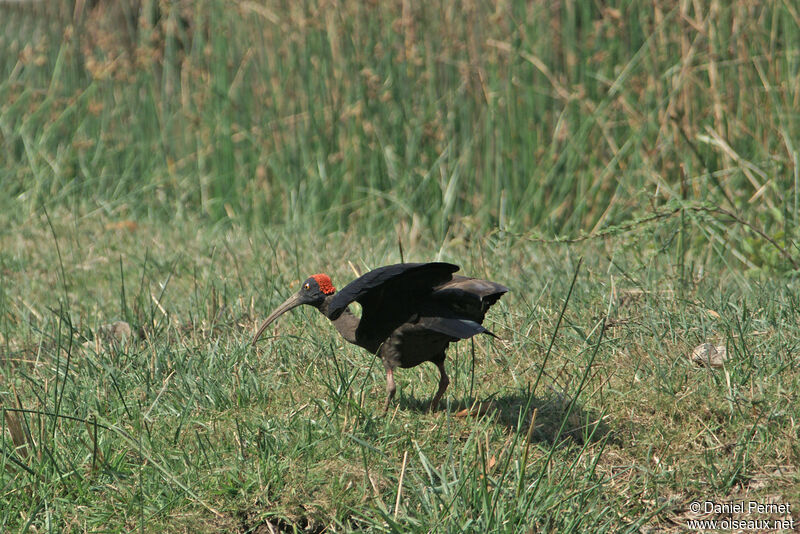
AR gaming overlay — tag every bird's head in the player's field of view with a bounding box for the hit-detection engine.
[252,274,336,345]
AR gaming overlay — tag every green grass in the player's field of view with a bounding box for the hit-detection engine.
[1,0,799,532]
[2,1,799,261]
[2,218,798,532]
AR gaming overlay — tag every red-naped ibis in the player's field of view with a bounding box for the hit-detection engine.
[252,263,508,412]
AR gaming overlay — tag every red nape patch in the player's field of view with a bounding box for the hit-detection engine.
[311,274,336,295]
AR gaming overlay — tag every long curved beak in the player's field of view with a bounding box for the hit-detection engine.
[252,292,305,345]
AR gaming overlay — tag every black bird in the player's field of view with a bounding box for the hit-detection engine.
[252,263,508,412]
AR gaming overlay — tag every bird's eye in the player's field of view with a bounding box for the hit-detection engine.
[303,283,310,290]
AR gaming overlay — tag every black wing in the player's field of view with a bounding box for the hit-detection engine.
[326,262,459,320]
[420,317,496,339]
[429,276,509,321]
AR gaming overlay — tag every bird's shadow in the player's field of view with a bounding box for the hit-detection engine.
[398,389,616,446]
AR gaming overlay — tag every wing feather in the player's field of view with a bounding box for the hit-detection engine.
[421,317,496,339]
[327,262,459,319]
[430,276,508,320]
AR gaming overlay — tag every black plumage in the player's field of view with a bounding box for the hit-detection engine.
[252,262,508,412]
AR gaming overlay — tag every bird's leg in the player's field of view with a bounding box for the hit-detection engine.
[430,361,450,412]
[383,368,397,413]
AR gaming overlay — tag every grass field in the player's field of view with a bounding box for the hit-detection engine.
[1,1,799,532]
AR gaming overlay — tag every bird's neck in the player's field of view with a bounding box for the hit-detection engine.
[318,296,360,346]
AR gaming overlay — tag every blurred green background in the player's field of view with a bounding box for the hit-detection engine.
[2,0,797,268]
